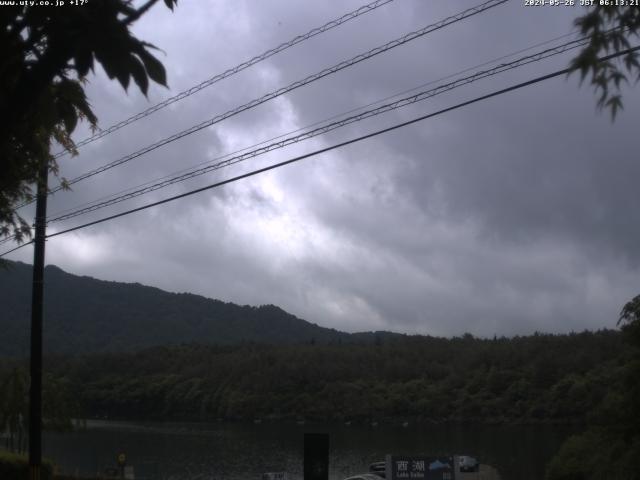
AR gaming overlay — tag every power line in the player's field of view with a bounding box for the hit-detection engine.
[0,240,34,257]
[0,234,18,246]
[2,45,637,258]
[45,25,629,222]
[34,46,637,244]
[1,31,589,247]
[52,0,396,160]
[45,35,592,225]
[43,0,507,196]
[0,226,36,246]
[15,1,397,212]
[46,29,583,221]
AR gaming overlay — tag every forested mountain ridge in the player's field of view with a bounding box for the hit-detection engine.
[3,329,624,425]
[0,261,397,356]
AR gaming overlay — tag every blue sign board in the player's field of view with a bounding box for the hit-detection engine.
[385,455,455,480]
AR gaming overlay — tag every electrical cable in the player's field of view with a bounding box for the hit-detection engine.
[52,0,396,159]
[4,46,636,258]
[2,23,583,244]
[33,46,638,243]
[46,29,583,221]
[41,0,508,198]
[0,240,34,257]
[45,35,592,224]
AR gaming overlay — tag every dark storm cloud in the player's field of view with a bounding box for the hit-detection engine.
[7,0,639,336]
[391,80,640,264]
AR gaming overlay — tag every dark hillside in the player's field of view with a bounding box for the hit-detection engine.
[0,261,361,356]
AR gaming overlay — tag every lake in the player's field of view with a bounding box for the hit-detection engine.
[43,420,574,480]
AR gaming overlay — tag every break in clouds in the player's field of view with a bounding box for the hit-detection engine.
[8,0,640,336]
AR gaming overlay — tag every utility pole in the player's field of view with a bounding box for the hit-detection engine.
[303,433,329,480]
[29,161,48,480]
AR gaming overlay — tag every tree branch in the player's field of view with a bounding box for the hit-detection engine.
[122,0,160,25]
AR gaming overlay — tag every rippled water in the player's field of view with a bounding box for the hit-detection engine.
[43,420,573,480]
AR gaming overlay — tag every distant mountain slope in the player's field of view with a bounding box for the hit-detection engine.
[0,261,387,356]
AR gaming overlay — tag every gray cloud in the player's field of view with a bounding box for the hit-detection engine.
[7,0,640,337]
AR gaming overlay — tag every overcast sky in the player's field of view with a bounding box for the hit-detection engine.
[7,0,640,337]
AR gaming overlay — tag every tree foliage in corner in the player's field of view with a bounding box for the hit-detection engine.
[0,0,177,242]
[546,294,640,480]
[571,6,640,119]
[0,366,83,453]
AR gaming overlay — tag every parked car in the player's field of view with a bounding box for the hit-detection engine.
[342,461,386,480]
[343,475,385,480]
[458,455,479,473]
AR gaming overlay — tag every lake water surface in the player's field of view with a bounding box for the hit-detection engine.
[43,420,573,480]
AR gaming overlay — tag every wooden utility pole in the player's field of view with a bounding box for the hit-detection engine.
[29,161,48,480]
[303,433,329,480]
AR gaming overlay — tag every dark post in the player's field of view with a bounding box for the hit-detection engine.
[303,433,329,480]
[29,162,48,480]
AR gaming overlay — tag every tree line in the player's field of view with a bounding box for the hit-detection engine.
[0,367,81,453]
[546,295,640,480]
[0,329,626,426]
[2,301,639,480]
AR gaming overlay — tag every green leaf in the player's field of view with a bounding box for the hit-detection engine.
[74,49,94,78]
[59,102,78,133]
[137,48,167,87]
[596,89,608,109]
[95,46,131,91]
[94,49,117,80]
[609,70,627,88]
[611,34,621,52]
[624,52,639,71]
[605,95,623,120]
[115,64,131,91]
[58,79,98,126]
[164,0,178,11]
[128,55,149,95]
